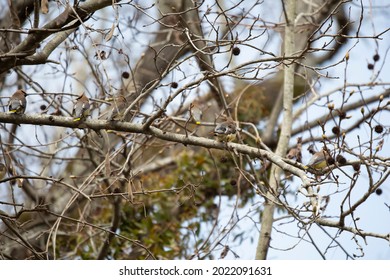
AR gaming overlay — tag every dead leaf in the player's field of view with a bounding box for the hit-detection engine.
[220,245,229,259]
[41,0,49,14]
[105,23,116,42]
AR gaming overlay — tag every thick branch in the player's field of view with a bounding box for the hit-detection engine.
[0,112,311,186]
[256,0,296,260]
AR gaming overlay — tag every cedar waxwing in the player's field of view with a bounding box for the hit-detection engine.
[305,149,331,170]
[190,102,202,125]
[0,163,6,180]
[287,147,302,163]
[286,137,303,163]
[8,89,27,115]
[214,118,237,142]
[107,95,127,121]
[72,93,90,122]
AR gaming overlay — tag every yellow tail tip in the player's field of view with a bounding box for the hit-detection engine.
[73,118,81,122]
[195,121,201,125]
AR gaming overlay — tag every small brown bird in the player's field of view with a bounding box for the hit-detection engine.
[0,163,6,180]
[214,118,237,142]
[107,95,127,121]
[8,89,27,115]
[72,93,90,122]
[287,147,302,162]
[286,137,303,163]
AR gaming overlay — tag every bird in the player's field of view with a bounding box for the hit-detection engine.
[107,95,127,121]
[0,163,6,180]
[214,118,237,142]
[286,137,303,163]
[305,149,331,170]
[286,147,302,162]
[8,89,27,115]
[190,101,202,125]
[72,93,90,122]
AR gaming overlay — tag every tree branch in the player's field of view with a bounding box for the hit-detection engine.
[256,0,297,260]
[0,112,312,187]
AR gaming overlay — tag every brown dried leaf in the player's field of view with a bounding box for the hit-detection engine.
[41,0,49,14]
[105,23,116,42]
[220,245,229,259]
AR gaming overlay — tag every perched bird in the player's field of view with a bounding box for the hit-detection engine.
[306,149,331,170]
[72,93,90,122]
[286,147,302,162]
[0,163,6,180]
[190,101,202,125]
[286,137,303,163]
[8,89,27,115]
[107,95,127,121]
[214,118,237,142]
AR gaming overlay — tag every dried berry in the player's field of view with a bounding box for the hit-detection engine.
[374,125,384,134]
[367,63,374,70]
[122,72,130,79]
[40,104,47,111]
[171,82,178,89]
[338,110,347,119]
[327,157,335,165]
[232,47,241,56]
[373,54,380,61]
[352,162,361,172]
[230,179,237,186]
[332,126,341,135]
[375,188,382,195]
[336,154,347,165]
